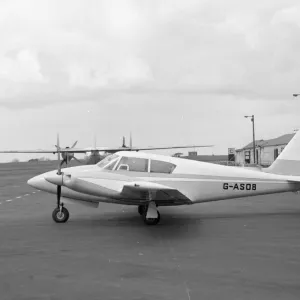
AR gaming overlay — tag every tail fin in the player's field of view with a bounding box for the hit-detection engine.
[264,131,300,175]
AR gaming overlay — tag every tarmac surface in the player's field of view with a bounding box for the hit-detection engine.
[1,161,300,300]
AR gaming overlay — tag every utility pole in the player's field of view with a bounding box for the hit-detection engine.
[245,115,256,164]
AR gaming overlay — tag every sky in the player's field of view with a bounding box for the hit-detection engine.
[1,0,300,162]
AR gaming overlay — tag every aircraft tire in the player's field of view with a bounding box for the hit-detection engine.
[138,205,146,215]
[52,207,70,223]
[143,210,160,225]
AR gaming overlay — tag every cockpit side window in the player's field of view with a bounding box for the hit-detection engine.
[103,158,119,170]
[150,159,176,174]
[97,154,119,168]
[116,156,148,172]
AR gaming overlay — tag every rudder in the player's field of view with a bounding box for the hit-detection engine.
[264,131,300,175]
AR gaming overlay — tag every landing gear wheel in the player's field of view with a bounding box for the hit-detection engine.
[138,205,146,216]
[143,210,160,225]
[52,206,69,223]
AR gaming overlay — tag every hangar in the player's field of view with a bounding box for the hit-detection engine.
[235,133,295,167]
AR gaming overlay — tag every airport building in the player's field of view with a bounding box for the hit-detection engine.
[235,133,295,167]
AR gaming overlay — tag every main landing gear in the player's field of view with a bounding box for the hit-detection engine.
[138,202,160,225]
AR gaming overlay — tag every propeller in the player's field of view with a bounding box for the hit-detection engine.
[55,140,82,167]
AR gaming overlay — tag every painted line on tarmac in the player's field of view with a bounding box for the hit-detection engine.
[16,196,21,199]
[6,199,12,202]
[24,194,30,196]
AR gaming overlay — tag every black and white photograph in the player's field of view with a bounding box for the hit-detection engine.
[0,0,300,299]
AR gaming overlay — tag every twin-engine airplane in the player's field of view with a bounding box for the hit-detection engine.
[27,131,300,225]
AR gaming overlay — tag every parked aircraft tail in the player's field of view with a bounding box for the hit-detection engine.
[264,130,300,175]
[122,133,133,149]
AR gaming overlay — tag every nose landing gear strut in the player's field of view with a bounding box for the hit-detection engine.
[52,134,70,223]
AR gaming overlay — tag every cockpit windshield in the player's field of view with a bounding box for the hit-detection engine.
[96,153,177,174]
[96,154,119,169]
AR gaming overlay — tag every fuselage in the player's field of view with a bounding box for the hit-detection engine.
[27,151,300,206]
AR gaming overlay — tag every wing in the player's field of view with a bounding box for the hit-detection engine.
[0,149,58,153]
[0,147,112,154]
[61,144,214,153]
[120,181,192,205]
[0,144,213,154]
[51,173,192,206]
[121,145,214,152]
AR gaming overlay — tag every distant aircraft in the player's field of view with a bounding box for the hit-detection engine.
[27,131,300,226]
[0,133,213,166]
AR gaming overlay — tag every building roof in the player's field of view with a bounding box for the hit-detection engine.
[237,133,295,151]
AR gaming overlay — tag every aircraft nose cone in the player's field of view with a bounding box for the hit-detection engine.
[27,175,45,189]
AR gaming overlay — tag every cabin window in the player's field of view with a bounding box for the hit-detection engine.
[116,156,149,172]
[150,160,176,174]
[103,158,119,170]
[97,154,119,168]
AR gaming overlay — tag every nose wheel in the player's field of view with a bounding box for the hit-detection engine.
[52,204,70,223]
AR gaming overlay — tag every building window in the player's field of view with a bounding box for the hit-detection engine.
[244,151,250,164]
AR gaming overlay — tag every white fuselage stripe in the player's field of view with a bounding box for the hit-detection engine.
[136,177,288,184]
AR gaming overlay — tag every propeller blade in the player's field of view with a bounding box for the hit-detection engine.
[73,156,83,164]
[60,158,67,167]
[130,132,132,149]
[71,141,78,148]
[94,135,97,148]
[57,134,61,175]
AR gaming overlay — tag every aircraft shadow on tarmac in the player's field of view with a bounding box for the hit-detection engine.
[64,207,300,241]
[66,210,204,240]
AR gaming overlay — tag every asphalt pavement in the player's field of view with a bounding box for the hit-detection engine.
[0,162,300,300]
